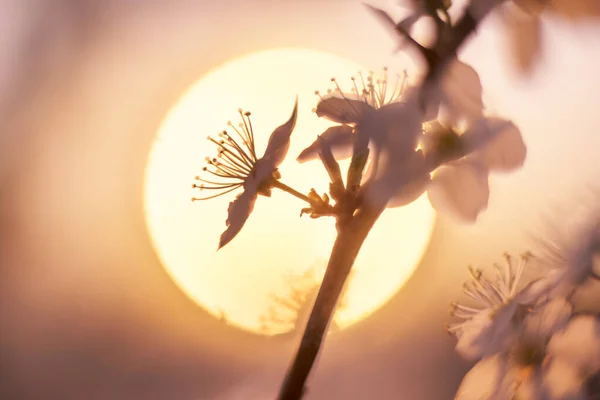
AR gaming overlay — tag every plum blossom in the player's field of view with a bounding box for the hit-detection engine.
[192,98,298,249]
[297,68,418,166]
[447,253,558,361]
[423,116,526,222]
[362,111,525,221]
[454,299,600,400]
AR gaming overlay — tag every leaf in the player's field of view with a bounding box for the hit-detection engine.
[217,187,258,250]
[428,160,490,223]
[314,93,374,124]
[296,125,354,163]
[261,96,298,167]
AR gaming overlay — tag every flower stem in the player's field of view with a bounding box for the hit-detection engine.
[271,179,312,204]
[276,203,385,399]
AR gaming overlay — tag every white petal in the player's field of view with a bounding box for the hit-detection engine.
[542,359,586,400]
[523,297,572,341]
[360,99,426,209]
[516,268,565,305]
[261,97,298,167]
[373,100,424,155]
[456,304,519,361]
[315,93,374,124]
[439,59,484,124]
[385,171,430,208]
[454,355,515,400]
[296,125,354,163]
[428,160,490,223]
[476,120,526,171]
[548,315,600,375]
[218,187,258,250]
[362,149,428,209]
[462,117,527,172]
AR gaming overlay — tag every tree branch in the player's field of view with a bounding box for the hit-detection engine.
[276,2,505,399]
[277,204,385,399]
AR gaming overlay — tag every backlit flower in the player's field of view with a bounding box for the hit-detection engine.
[424,116,526,222]
[448,253,558,361]
[297,67,417,165]
[455,299,600,400]
[192,98,298,249]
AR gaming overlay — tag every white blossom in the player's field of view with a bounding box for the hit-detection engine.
[192,98,298,249]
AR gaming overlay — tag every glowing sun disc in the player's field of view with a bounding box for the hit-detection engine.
[143,47,436,336]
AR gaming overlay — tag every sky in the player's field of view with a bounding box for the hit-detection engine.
[1,0,600,399]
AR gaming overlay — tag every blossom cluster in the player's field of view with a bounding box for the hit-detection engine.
[448,210,600,399]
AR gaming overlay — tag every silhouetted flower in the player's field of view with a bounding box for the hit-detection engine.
[448,253,559,361]
[298,59,484,164]
[297,68,416,165]
[454,299,600,400]
[192,98,298,249]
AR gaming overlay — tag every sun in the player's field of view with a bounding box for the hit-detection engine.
[143,47,436,336]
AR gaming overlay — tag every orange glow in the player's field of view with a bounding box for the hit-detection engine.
[143,48,436,335]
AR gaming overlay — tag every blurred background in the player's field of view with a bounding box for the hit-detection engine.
[1,0,599,399]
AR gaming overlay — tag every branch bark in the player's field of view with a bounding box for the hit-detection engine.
[276,204,384,399]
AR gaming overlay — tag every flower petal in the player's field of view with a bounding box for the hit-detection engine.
[260,97,298,167]
[296,125,354,163]
[462,117,526,171]
[315,93,374,124]
[218,187,258,250]
[454,355,515,400]
[427,160,490,223]
[548,315,600,375]
[516,268,566,305]
[362,149,429,209]
[456,303,521,361]
[542,359,586,400]
[523,297,573,341]
[439,59,484,124]
[375,100,424,151]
